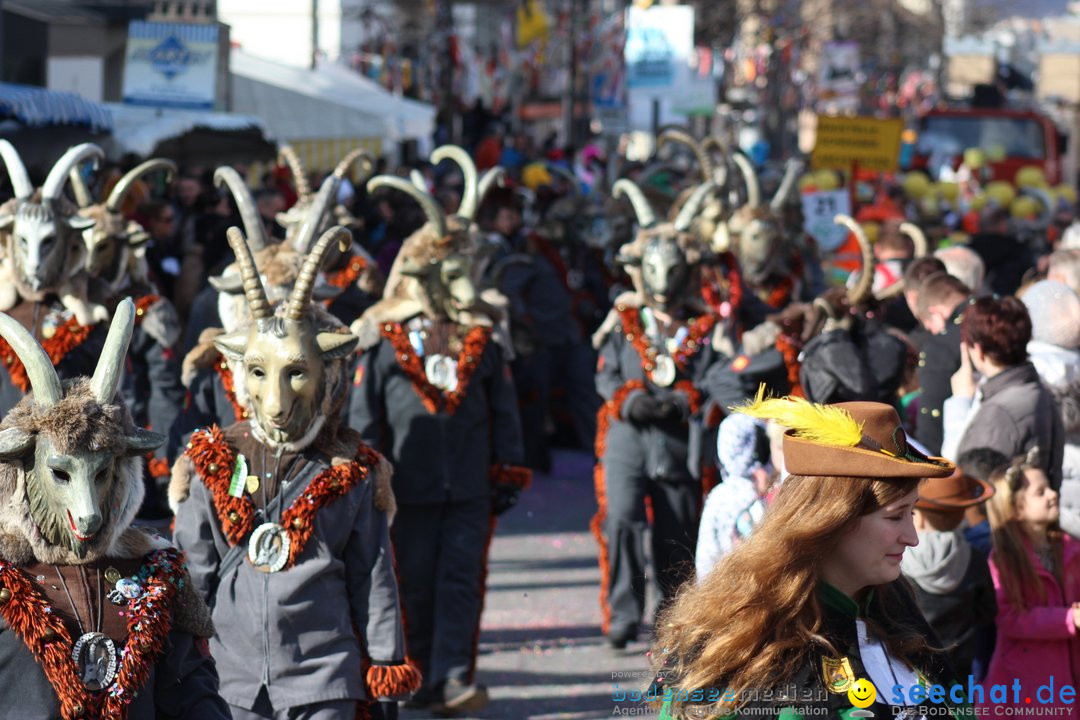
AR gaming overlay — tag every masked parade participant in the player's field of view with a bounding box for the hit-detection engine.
[591,178,724,649]
[652,393,963,720]
[0,297,230,718]
[349,172,530,714]
[171,225,418,719]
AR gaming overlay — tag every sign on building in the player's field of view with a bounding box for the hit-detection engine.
[123,21,219,109]
[811,115,904,173]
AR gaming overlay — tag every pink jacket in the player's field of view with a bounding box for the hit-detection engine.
[979,534,1080,709]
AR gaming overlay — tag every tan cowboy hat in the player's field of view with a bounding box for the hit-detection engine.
[917,467,995,510]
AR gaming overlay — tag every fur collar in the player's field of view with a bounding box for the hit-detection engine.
[181,327,225,388]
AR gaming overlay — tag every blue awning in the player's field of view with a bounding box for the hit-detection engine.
[0,83,113,132]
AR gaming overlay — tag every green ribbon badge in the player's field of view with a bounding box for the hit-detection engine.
[228,454,249,499]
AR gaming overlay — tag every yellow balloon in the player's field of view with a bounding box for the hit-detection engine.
[862,222,880,244]
[798,173,816,192]
[1057,184,1078,205]
[963,148,985,170]
[970,193,988,212]
[815,170,840,191]
[985,181,1016,208]
[1016,166,1047,188]
[902,173,930,200]
[936,181,960,203]
[921,196,940,216]
[1011,195,1039,219]
[986,145,1006,162]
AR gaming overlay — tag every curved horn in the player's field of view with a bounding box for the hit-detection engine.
[333,148,374,182]
[769,158,803,213]
[106,158,177,213]
[42,143,104,202]
[899,221,928,258]
[287,225,351,320]
[0,311,62,406]
[68,168,94,208]
[836,214,875,306]
[224,226,272,320]
[367,175,447,238]
[278,144,311,200]
[90,297,135,404]
[215,167,269,251]
[477,167,507,206]
[293,173,341,253]
[545,163,580,196]
[657,128,714,182]
[612,179,657,229]
[409,169,428,192]
[0,140,32,200]
[674,182,717,232]
[431,145,479,220]
[731,153,761,209]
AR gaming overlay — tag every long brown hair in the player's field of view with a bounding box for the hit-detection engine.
[986,450,1062,611]
[652,474,925,716]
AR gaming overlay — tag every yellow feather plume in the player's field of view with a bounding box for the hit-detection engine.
[731,386,864,448]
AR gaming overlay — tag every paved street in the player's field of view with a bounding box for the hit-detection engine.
[402,449,660,719]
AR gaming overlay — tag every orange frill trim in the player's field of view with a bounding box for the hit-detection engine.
[365,659,423,698]
[185,427,379,568]
[323,255,366,308]
[762,256,804,310]
[147,457,171,480]
[618,307,716,380]
[0,549,185,720]
[132,294,161,323]
[775,333,804,398]
[211,356,246,421]
[0,315,93,393]
[381,323,491,416]
[489,464,533,490]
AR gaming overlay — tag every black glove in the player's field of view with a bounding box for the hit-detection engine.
[370,701,398,720]
[626,394,665,423]
[492,484,522,515]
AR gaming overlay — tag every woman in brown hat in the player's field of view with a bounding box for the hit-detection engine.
[651,394,964,720]
[902,468,996,682]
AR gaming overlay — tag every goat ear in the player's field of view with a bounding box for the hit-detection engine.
[125,427,165,456]
[615,253,641,267]
[0,428,32,459]
[312,283,345,301]
[396,256,425,277]
[67,216,96,231]
[126,223,150,247]
[208,274,244,294]
[214,332,248,360]
[0,214,13,231]
[317,331,359,360]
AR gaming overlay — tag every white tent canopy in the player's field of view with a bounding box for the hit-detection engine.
[230,49,435,146]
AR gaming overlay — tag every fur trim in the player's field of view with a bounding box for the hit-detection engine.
[592,293,641,350]
[327,427,396,523]
[168,455,194,514]
[739,319,781,356]
[173,570,216,638]
[181,327,225,388]
[1053,379,1080,435]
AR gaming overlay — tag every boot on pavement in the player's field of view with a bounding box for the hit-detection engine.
[432,678,489,716]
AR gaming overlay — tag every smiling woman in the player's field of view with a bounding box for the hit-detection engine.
[652,395,965,720]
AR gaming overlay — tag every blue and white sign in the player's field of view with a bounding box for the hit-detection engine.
[123,21,219,109]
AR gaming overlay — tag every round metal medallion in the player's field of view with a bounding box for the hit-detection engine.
[248,522,291,573]
[650,355,676,387]
[72,632,117,691]
[424,354,459,392]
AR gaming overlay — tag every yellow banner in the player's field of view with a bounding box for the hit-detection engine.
[810,116,904,173]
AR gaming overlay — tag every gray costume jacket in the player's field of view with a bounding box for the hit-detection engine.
[349,318,526,505]
[595,303,724,481]
[171,422,411,710]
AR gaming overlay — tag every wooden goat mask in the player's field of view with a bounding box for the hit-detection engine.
[613,178,715,313]
[0,141,101,294]
[214,225,359,446]
[0,298,163,559]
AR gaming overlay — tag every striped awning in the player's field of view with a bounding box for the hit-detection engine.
[0,83,113,132]
[289,137,383,175]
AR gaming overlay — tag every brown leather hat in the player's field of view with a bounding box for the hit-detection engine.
[782,401,955,479]
[917,467,995,509]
